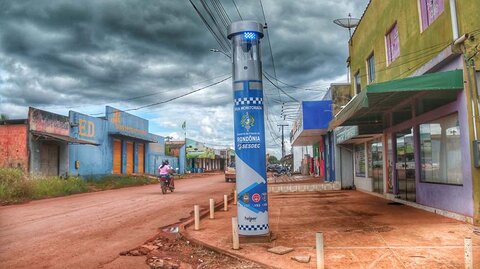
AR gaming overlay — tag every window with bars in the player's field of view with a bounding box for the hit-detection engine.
[386,23,400,64]
[419,0,445,31]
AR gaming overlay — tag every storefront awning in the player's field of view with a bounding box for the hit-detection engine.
[290,100,332,146]
[109,130,158,143]
[330,69,464,129]
[31,131,99,145]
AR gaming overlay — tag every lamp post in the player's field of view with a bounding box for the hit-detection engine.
[227,21,269,236]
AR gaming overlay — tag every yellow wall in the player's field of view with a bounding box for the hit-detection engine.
[348,0,480,95]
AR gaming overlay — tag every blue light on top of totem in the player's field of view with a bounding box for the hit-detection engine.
[243,32,257,40]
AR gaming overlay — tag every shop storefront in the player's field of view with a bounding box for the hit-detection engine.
[69,106,167,177]
[185,138,222,173]
[332,69,473,216]
[290,100,332,179]
[29,108,97,177]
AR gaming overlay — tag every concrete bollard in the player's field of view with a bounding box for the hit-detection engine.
[224,194,228,211]
[316,232,324,269]
[234,190,237,205]
[209,199,215,219]
[232,217,240,250]
[194,205,200,231]
[465,237,473,269]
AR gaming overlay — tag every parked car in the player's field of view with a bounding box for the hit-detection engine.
[267,164,278,172]
[225,162,236,182]
[273,165,290,175]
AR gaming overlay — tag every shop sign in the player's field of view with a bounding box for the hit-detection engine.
[106,106,149,139]
[69,111,104,144]
[29,107,69,136]
[336,126,359,144]
[186,139,215,159]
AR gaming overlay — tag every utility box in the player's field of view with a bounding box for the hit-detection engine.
[474,140,480,168]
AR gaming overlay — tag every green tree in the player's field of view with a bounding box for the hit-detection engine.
[268,155,279,164]
[0,114,8,121]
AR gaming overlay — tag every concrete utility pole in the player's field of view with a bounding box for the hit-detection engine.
[227,21,269,237]
[277,124,288,160]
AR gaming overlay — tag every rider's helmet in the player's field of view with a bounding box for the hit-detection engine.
[163,160,169,165]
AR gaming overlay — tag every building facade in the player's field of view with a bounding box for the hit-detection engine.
[0,106,173,178]
[330,0,480,223]
[290,100,333,179]
[185,138,223,173]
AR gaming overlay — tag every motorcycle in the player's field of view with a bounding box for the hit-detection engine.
[159,168,177,194]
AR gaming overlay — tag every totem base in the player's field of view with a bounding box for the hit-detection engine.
[239,232,276,244]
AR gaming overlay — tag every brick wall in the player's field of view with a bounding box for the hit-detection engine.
[0,124,28,172]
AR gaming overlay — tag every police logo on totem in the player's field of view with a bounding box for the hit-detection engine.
[252,193,261,203]
[240,112,255,132]
[242,193,250,203]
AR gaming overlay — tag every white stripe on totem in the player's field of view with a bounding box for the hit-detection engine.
[235,153,264,191]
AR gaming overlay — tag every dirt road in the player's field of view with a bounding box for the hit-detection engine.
[0,174,234,269]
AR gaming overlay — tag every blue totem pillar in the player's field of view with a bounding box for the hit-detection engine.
[227,21,269,236]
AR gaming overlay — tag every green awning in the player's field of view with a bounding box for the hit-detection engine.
[330,69,464,129]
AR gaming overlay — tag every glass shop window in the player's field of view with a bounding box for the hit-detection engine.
[355,143,366,177]
[420,113,462,185]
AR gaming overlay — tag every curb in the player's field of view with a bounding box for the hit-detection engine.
[174,191,278,269]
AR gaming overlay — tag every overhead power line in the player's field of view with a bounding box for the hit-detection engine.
[263,73,299,102]
[90,76,231,116]
[231,0,243,20]
[189,0,229,53]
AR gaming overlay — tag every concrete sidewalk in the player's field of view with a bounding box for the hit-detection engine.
[184,190,480,268]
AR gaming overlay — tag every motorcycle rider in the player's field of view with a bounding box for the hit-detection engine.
[158,160,172,186]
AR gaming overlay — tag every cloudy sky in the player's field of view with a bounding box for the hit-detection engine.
[0,0,369,157]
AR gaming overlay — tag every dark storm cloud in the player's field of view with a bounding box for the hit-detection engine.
[0,0,225,109]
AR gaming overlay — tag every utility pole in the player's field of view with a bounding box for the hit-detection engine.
[277,124,288,160]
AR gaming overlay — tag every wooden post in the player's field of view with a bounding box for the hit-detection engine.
[232,217,240,250]
[234,190,237,205]
[224,194,228,211]
[209,199,215,219]
[316,232,324,269]
[465,237,473,269]
[194,205,200,231]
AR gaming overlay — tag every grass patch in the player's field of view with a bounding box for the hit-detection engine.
[0,168,31,204]
[0,168,158,205]
[87,175,157,190]
[30,176,88,199]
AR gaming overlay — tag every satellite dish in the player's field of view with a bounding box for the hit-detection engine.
[333,18,360,29]
[333,13,360,39]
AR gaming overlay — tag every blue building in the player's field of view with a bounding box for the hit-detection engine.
[69,106,172,177]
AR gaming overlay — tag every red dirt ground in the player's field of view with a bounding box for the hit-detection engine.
[0,173,258,269]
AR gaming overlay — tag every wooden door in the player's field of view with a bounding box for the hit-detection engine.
[113,139,122,174]
[40,143,59,176]
[137,143,144,174]
[126,142,134,174]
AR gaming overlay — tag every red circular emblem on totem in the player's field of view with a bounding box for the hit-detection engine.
[252,193,261,203]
